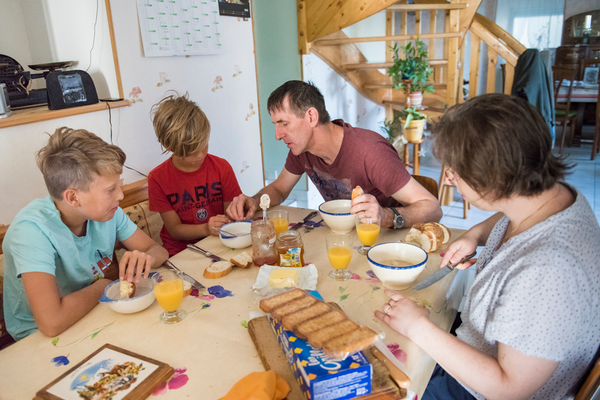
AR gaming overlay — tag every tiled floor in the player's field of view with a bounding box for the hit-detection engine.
[417,125,600,231]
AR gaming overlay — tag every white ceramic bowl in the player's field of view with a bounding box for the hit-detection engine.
[318,200,355,234]
[367,242,428,290]
[219,221,252,248]
[99,277,155,314]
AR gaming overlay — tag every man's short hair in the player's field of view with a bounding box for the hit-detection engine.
[431,93,570,200]
[36,127,126,199]
[267,81,330,125]
[151,91,211,157]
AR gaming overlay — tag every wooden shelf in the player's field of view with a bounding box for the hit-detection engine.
[0,100,131,129]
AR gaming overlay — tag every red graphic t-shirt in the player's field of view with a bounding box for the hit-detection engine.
[148,154,242,255]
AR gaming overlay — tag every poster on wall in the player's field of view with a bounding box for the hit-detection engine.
[218,0,250,18]
[137,0,222,57]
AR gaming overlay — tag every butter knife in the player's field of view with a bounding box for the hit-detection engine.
[187,244,227,262]
[290,210,318,231]
[412,251,477,291]
[164,260,205,290]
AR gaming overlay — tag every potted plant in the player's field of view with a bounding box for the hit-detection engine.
[387,38,434,107]
[398,106,430,142]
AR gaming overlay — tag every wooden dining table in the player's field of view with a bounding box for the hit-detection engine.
[557,84,599,139]
[0,206,470,400]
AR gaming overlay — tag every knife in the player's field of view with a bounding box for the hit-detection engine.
[163,259,205,290]
[412,251,477,291]
[187,244,227,262]
[290,211,318,230]
[370,347,410,395]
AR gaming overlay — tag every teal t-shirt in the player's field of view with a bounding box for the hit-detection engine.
[2,196,137,340]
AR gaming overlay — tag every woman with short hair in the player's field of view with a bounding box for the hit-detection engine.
[376,94,600,400]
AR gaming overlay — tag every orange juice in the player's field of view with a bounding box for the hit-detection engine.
[154,279,184,311]
[327,246,352,270]
[357,224,380,246]
[271,217,288,235]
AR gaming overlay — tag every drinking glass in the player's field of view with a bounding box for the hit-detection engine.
[153,270,187,324]
[355,214,381,255]
[326,233,353,281]
[267,209,289,235]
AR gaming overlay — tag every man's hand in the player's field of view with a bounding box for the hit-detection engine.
[119,250,155,283]
[207,215,231,236]
[350,193,384,222]
[226,194,258,221]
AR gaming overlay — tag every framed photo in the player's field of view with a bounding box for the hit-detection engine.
[583,67,599,85]
[35,344,173,400]
[218,0,250,18]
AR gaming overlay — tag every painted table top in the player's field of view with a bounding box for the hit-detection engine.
[0,206,469,399]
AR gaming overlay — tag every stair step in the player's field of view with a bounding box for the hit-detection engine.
[313,32,462,46]
[345,60,448,71]
[387,4,468,10]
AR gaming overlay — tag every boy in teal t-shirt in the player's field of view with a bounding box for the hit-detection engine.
[2,127,169,341]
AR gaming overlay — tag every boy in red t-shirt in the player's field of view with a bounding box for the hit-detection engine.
[148,92,242,255]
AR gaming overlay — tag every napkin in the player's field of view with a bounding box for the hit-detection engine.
[219,371,290,400]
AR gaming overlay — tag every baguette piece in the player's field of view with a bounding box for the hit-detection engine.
[351,186,364,200]
[119,281,136,299]
[295,310,347,339]
[203,261,232,279]
[322,326,379,359]
[271,295,318,320]
[230,251,253,268]
[183,280,192,297]
[282,301,331,331]
[307,319,359,349]
[405,222,451,252]
[259,288,307,313]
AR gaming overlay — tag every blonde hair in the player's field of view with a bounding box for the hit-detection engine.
[36,127,126,199]
[151,91,211,157]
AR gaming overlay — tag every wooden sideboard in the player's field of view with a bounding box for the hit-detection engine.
[555,45,600,79]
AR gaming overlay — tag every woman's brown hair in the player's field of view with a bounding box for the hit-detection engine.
[431,94,571,200]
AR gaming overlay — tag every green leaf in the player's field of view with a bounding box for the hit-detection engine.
[340,294,349,301]
[91,331,100,339]
[52,337,59,346]
[338,286,346,294]
[241,320,248,329]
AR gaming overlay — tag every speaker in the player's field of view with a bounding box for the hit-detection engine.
[46,70,99,110]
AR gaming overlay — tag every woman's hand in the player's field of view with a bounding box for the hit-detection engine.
[207,215,231,236]
[375,289,430,338]
[119,250,155,283]
[439,234,478,270]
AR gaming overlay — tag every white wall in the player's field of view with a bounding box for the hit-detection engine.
[0,0,264,225]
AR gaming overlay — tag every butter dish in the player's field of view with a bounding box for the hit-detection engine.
[252,264,318,294]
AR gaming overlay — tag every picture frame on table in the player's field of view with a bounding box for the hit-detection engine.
[583,67,599,85]
[34,344,173,400]
[218,0,250,18]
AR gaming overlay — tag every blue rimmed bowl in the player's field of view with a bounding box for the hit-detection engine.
[219,221,252,248]
[367,242,428,290]
[99,276,155,314]
[318,200,355,234]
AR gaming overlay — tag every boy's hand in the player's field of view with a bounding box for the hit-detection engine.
[119,250,155,283]
[227,194,258,221]
[208,215,231,236]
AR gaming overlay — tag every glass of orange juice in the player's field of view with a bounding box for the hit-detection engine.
[355,214,381,255]
[268,209,289,235]
[326,233,353,281]
[153,270,187,324]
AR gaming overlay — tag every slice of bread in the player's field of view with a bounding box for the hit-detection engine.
[271,295,318,320]
[322,326,379,359]
[183,280,192,297]
[295,310,347,339]
[259,288,307,313]
[230,251,253,268]
[203,261,232,279]
[351,186,364,200]
[437,223,451,244]
[282,301,331,332]
[120,281,136,299]
[307,319,360,349]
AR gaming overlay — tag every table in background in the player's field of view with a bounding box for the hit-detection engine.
[557,84,598,140]
[0,206,469,399]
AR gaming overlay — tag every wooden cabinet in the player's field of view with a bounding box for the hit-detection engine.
[555,45,600,79]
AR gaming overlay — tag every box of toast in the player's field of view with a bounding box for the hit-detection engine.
[261,289,381,400]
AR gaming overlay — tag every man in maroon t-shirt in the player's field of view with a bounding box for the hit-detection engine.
[226,81,442,230]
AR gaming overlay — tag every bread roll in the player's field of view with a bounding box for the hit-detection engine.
[405,222,450,253]
[351,186,364,200]
[119,281,136,299]
[203,261,232,279]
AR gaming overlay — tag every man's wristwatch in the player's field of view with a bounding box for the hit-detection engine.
[390,208,404,229]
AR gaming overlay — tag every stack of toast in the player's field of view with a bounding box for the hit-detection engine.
[260,288,379,359]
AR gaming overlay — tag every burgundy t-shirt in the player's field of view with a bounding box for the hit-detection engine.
[148,154,242,255]
[285,119,410,207]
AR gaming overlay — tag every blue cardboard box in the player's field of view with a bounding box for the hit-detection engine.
[269,309,372,400]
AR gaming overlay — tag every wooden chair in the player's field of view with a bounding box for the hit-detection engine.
[581,59,600,160]
[552,66,578,154]
[438,165,470,219]
[412,175,438,200]
[574,346,600,400]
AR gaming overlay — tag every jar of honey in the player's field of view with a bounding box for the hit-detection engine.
[277,230,304,267]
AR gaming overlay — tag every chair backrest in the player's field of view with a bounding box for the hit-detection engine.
[575,347,600,400]
[552,66,577,113]
[581,59,600,84]
[412,175,438,200]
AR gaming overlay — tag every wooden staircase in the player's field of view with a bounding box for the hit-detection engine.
[296,0,526,121]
